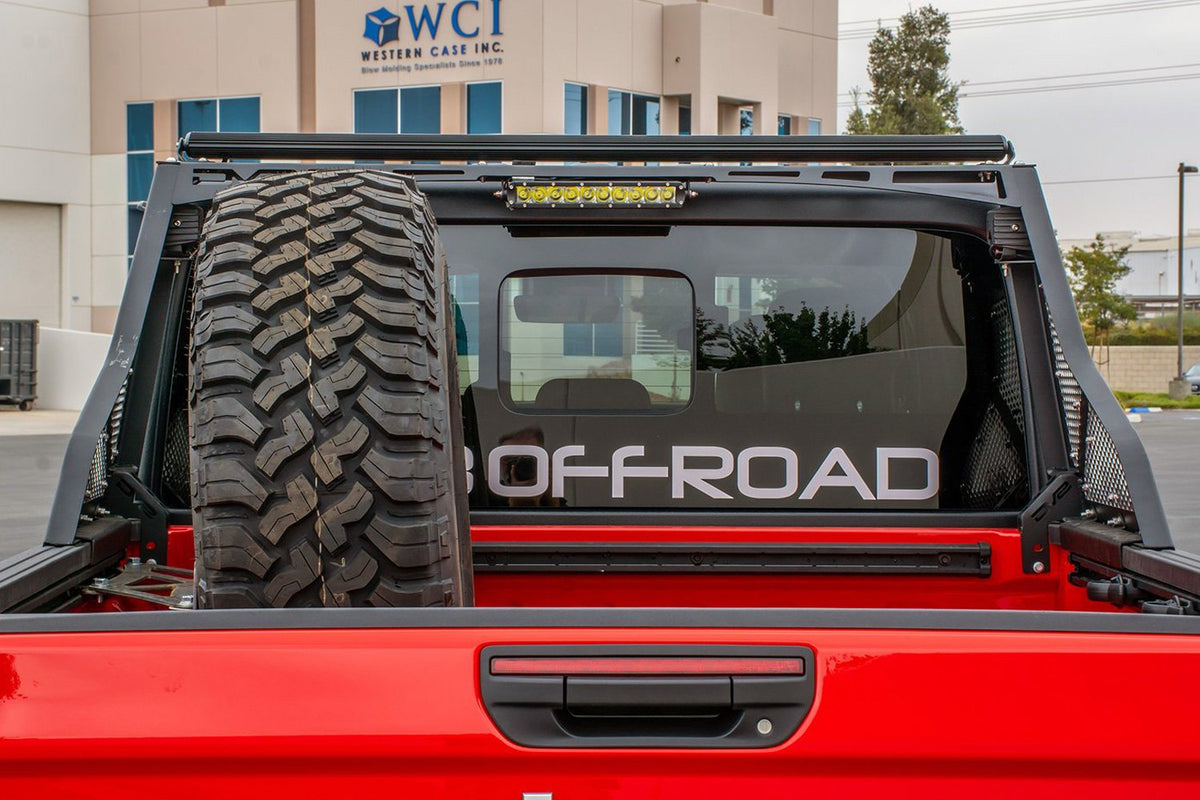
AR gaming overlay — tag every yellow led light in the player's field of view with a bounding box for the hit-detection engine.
[505,181,686,208]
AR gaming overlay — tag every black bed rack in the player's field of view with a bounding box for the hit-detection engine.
[179,132,1015,165]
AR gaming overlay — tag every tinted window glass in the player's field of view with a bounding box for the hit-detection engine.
[354,89,398,133]
[400,86,441,134]
[446,226,1017,512]
[468,82,502,134]
[218,97,260,132]
[178,99,216,136]
[126,102,154,151]
[499,272,693,412]
[126,152,154,203]
[564,83,588,134]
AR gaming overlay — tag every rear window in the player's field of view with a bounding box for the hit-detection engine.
[445,225,1025,512]
[499,271,694,412]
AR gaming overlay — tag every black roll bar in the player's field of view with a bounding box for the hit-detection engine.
[179,132,1015,165]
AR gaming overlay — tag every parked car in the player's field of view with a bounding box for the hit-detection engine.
[1186,362,1200,394]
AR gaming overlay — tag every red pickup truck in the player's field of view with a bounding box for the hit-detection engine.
[2,134,1199,797]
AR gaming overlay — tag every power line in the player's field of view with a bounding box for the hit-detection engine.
[840,0,1122,26]
[837,62,1200,98]
[837,70,1200,106]
[840,0,1200,39]
[1043,175,1176,185]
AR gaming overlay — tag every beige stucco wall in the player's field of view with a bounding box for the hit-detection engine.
[0,0,92,332]
[1091,346,1200,394]
[74,0,837,333]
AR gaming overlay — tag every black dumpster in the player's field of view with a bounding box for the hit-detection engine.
[0,320,37,411]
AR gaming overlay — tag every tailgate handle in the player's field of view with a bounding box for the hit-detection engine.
[481,646,815,749]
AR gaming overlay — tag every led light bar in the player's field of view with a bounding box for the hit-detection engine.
[490,656,804,676]
[504,180,687,209]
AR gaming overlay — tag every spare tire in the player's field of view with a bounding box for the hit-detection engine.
[188,169,472,608]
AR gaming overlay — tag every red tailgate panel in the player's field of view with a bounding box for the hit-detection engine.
[2,626,1199,797]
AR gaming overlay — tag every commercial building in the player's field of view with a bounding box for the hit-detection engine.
[0,0,837,334]
[1060,231,1200,317]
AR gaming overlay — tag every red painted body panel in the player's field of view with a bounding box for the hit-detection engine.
[2,625,1199,797]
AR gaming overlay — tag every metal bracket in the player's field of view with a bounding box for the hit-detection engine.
[1020,472,1084,574]
[83,559,194,610]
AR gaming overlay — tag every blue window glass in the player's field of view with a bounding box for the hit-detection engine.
[607,89,627,135]
[609,90,659,135]
[127,152,154,203]
[449,274,480,356]
[218,97,260,132]
[778,115,792,135]
[678,104,691,136]
[632,95,659,135]
[739,108,753,136]
[354,89,398,133]
[593,323,622,357]
[564,83,587,134]
[808,118,821,136]
[126,103,154,151]
[178,99,217,137]
[563,323,592,356]
[467,82,502,134]
[400,86,441,134]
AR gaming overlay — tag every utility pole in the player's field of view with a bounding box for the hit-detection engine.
[1170,162,1198,399]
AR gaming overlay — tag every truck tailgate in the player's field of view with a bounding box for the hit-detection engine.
[3,609,1200,797]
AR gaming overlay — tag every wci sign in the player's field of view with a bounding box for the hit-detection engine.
[362,1,504,71]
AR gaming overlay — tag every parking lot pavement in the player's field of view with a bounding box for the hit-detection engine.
[0,408,76,559]
[0,408,1198,561]
[1131,410,1200,554]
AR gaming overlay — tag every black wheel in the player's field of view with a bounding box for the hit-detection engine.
[17,399,32,411]
[189,169,472,608]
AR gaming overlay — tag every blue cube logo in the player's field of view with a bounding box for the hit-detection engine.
[364,7,401,47]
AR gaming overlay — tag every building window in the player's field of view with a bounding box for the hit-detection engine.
[564,82,588,134]
[808,118,822,135]
[178,96,261,138]
[608,89,659,135]
[739,108,754,136]
[126,102,154,262]
[778,115,792,135]
[678,102,691,135]
[467,81,502,134]
[353,87,442,133]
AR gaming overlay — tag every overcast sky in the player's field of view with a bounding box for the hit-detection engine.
[837,0,1200,240]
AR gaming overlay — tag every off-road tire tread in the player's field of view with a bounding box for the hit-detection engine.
[190,169,471,608]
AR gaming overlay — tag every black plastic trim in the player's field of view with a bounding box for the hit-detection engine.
[470,510,1022,528]
[480,644,815,749]
[4,607,1200,634]
[473,542,991,576]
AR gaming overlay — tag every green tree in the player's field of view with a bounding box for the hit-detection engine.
[846,6,963,135]
[1064,234,1137,345]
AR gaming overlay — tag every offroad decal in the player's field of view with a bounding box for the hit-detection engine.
[465,445,938,504]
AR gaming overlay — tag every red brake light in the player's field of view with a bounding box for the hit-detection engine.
[490,656,803,676]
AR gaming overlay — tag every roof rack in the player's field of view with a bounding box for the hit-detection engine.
[178,133,1015,165]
